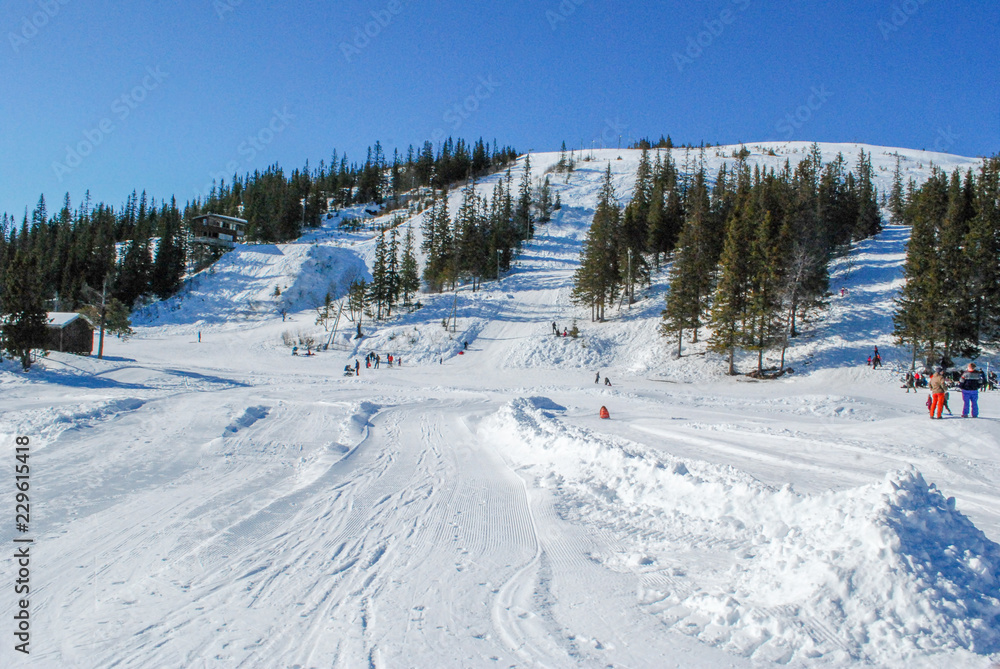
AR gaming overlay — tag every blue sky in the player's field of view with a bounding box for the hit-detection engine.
[1,0,997,217]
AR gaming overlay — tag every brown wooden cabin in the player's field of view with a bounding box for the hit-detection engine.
[46,312,94,355]
[191,213,248,248]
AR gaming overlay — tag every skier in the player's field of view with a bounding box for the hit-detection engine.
[375,354,380,369]
[464,341,468,350]
[904,371,916,393]
[604,377,612,387]
[928,366,947,419]
[397,356,402,367]
[595,371,601,384]
[355,359,360,375]
[563,328,567,337]
[867,356,872,367]
[552,322,558,335]
[959,362,985,418]
[388,354,393,365]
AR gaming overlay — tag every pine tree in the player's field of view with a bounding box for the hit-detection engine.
[386,224,400,315]
[369,229,389,320]
[661,168,716,353]
[965,157,1000,347]
[888,153,906,224]
[537,176,554,223]
[399,225,420,307]
[514,154,534,241]
[853,150,882,240]
[1,251,48,370]
[893,169,947,365]
[572,165,621,321]
[709,173,756,375]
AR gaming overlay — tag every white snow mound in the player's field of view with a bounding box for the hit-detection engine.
[486,398,1000,666]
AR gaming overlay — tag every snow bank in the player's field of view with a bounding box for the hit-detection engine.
[485,398,1000,666]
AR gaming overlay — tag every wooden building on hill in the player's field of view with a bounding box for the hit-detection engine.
[191,214,248,248]
[45,312,94,355]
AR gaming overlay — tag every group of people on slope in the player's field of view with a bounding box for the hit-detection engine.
[867,346,883,369]
[927,362,986,419]
[344,352,402,376]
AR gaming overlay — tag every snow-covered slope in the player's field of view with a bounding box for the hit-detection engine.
[1,142,998,669]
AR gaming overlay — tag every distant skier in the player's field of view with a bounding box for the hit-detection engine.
[867,356,872,367]
[562,328,567,337]
[397,356,402,367]
[904,371,915,393]
[959,362,985,418]
[464,341,468,350]
[355,359,360,375]
[595,371,601,384]
[552,322,558,335]
[292,346,299,356]
[604,377,612,387]
[375,354,380,369]
[198,331,201,343]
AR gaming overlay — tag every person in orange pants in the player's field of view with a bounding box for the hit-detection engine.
[929,366,948,419]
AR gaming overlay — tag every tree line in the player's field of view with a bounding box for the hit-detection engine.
[893,155,1000,367]
[195,137,518,242]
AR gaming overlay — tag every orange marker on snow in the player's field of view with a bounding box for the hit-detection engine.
[599,406,610,420]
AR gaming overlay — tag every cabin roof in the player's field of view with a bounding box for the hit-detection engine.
[47,312,82,328]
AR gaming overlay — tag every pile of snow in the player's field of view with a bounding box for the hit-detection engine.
[486,398,1000,665]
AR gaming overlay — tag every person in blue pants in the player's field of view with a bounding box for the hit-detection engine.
[959,362,985,418]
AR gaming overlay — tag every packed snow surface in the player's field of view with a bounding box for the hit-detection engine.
[2,142,999,668]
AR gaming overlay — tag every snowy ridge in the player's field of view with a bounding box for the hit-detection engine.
[486,398,1000,666]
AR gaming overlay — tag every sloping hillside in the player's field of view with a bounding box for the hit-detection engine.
[2,143,998,669]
